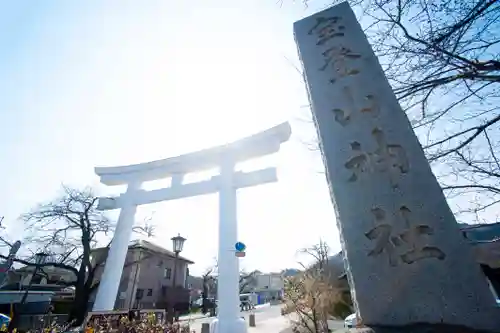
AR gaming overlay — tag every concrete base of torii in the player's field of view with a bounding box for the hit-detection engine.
[209,317,247,333]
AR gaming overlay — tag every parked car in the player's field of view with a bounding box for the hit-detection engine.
[344,313,357,328]
[191,297,217,315]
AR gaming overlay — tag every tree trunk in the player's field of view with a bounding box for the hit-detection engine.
[67,289,89,327]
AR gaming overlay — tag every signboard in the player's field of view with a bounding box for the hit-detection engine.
[235,242,246,252]
[235,242,246,257]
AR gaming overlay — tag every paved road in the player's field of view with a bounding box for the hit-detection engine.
[186,304,283,326]
[185,304,345,332]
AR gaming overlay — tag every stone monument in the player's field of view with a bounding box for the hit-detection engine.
[92,122,291,333]
[294,2,499,332]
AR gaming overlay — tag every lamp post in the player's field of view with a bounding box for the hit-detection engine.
[169,234,186,323]
[21,252,48,303]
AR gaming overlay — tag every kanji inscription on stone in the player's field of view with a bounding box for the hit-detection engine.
[307,16,345,45]
[371,128,410,188]
[365,206,445,267]
[399,206,446,264]
[365,208,400,266]
[320,46,361,83]
[344,128,409,187]
[332,87,380,126]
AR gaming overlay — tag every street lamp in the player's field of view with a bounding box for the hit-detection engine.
[169,234,186,323]
[171,234,186,253]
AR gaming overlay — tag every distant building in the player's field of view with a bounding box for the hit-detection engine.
[186,275,204,301]
[91,239,194,310]
[460,222,500,296]
[281,268,301,277]
[14,265,76,286]
[0,263,76,315]
[252,272,284,302]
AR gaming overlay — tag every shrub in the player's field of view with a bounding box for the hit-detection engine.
[283,241,354,333]
[0,314,194,333]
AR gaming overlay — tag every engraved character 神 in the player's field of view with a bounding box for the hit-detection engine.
[371,128,410,188]
[344,128,409,187]
[308,16,346,45]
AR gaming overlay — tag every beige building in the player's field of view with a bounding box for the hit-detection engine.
[91,239,194,309]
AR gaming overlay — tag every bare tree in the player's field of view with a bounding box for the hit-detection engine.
[133,213,157,238]
[298,0,500,222]
[0,216,16,249]
[209,257,258,294]
[239,270,259,294]
[0,187,151,327]
[17,187,112,325]
[283,241,352,333]
[201,267,215,314]
[299,240,330,272]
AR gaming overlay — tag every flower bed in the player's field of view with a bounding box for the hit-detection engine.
[0,313,195,333]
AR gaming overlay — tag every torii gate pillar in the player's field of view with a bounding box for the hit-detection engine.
[92,122,291,333]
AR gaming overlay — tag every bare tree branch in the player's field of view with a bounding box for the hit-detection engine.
[296,0,500,221]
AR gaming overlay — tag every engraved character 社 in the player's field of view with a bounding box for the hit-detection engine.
[398,206,446,264]
[365,206,445,267]
[320,46,361,83]
[332,87,380,126]
[344,128,409,188]
[308,16,346,45]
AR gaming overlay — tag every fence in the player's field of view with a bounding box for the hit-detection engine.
[18,314,69,330]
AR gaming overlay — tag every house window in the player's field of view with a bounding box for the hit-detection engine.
[136,289,144,300]
[164,268,172,279]
[147,289,153,296]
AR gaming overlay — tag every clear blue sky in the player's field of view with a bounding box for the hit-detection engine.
[0,0,341,275]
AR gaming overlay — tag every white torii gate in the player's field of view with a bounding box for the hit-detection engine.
[92,122,291,333]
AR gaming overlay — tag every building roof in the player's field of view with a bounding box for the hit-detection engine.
[282,268,301,277]
[460,222,500,242]
[461,222,500,269]
[92,239,194,264]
